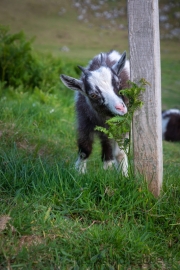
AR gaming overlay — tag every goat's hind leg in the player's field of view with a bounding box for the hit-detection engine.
[112,140,128,177]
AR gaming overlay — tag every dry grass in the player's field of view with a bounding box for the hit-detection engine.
[1,0,179,62]
[0,0,128,60]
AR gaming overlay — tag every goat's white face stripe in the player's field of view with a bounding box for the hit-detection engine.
[87,67,127,115]
[88,67,112,93]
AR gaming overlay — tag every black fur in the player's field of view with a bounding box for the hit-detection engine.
[60,50,130,172]
[75,51,129,162]
[162,109,180,142]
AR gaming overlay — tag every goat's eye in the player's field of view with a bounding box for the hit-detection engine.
[90,93,98,99]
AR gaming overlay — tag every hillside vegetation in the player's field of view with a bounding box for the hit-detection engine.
[0,0,180,269]
[0,0,179,59]
[0,0,179,108]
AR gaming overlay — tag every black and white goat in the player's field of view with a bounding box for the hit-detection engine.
[60,50,130,176]
[162,109,180,142]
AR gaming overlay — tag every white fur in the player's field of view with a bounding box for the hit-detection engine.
[89,50,130,74]
[103,160,115,170]
[75,157,87,174]
[112,140,128,177]
[87,67,127,115]
[75,140,128,177]
[102,140,129,177]
[124,60,130,73]
[108,50,130,73]
[162,117,170,139]
[162,109,180,118]
[108,50,121,62]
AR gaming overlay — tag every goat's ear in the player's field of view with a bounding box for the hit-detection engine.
[112,51,126,76]
[60,74,84,93]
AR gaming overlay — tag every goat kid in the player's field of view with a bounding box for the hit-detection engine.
[60,50,130,176]
[162,109,180,141]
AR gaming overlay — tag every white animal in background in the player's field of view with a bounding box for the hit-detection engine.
[162,109,180,141]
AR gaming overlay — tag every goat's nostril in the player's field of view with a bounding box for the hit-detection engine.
[115,104,125,112]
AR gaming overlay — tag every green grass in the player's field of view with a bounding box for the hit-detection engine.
[0,77,180,269]
[0,148,180,269]
[0,0,180,268]
[161,58,180,109]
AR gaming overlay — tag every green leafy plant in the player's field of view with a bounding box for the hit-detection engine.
[0,25,44,89]
[0,25,80,93]
[96,79,148,151]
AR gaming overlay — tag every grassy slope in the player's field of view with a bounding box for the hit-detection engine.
[1,0,179,108]
[0,0,128,61]
[0,90,180,269]
[0,0,180,269]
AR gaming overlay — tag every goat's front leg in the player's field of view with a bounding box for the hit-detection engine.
[100,133,115,170]
[75,131,94,174]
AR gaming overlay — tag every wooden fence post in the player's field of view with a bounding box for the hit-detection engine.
[127,0,163,197]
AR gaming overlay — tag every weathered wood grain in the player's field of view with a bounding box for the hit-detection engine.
[127,0,163,197]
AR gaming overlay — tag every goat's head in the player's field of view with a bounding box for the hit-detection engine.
[60,51,128,116]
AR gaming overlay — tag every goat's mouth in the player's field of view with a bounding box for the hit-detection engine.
[97,104,127,118]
